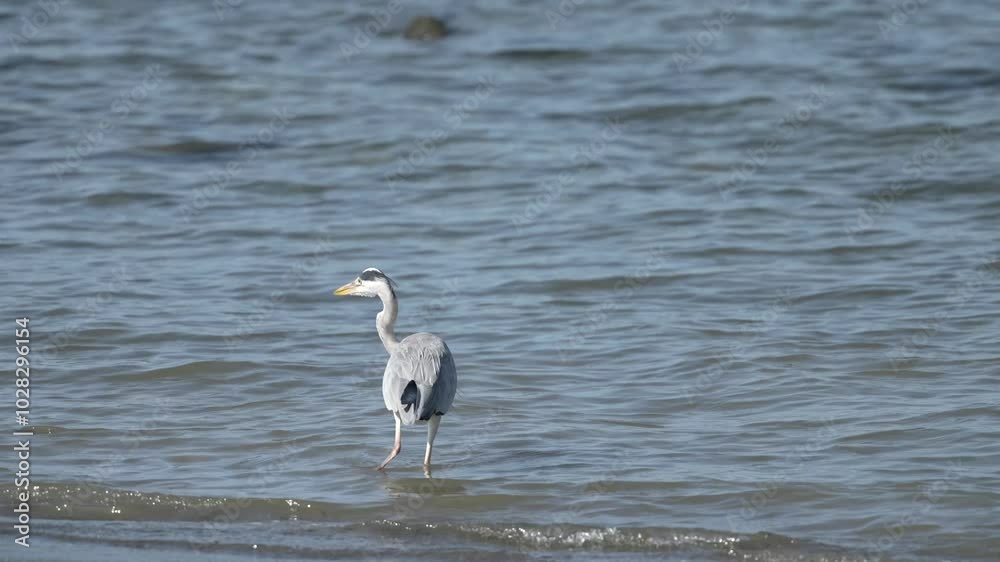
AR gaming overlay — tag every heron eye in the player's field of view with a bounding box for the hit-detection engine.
[356,278,362,283]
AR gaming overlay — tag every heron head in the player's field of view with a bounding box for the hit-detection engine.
[334,267,397,298]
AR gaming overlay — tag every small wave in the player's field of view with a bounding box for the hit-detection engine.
[5,482,363,523]
[497,273,702,295]
[83,191,174,207]
[614,98,773,121]
[359,520,866,561]
[490,48,591,61]
[139,140,243,155]
[103,360,266,382]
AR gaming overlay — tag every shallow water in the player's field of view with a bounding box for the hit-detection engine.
[3,0,999,561]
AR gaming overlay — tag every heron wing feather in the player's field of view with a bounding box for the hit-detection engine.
[382,332,457,425]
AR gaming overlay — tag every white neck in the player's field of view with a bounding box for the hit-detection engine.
[375,284,399,354]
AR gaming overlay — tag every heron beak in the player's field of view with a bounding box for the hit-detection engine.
[334,281,359,296]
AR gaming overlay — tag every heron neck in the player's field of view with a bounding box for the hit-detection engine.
[376,287,400,354]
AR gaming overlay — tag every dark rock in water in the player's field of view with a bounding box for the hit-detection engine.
[403,16,448,40]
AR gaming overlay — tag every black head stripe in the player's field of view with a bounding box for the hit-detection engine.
[359,268,397,287]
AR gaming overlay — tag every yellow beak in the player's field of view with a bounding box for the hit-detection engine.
[333,281,359,296]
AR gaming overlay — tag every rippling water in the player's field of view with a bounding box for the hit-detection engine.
[3,0,999,561]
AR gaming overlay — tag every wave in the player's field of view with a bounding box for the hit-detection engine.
[4,482,364,522]
[490,48,592,61]
[10,483,874,561]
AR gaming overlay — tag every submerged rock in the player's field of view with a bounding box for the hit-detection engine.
[403,16,448,40]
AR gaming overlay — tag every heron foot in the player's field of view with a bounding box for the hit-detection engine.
[377,444,401,471]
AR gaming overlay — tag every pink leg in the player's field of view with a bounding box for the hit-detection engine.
[377,412,402,471]
[423,415,441,466]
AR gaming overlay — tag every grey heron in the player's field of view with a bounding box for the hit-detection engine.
[334,268,458,470]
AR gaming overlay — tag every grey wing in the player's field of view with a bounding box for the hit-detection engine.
[382,333,458,426]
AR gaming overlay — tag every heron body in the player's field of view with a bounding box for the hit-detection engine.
[334,268,458,470]
[383,332,457,425]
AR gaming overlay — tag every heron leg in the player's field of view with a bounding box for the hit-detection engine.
[377,412,403,471]
[423,415,441,466]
